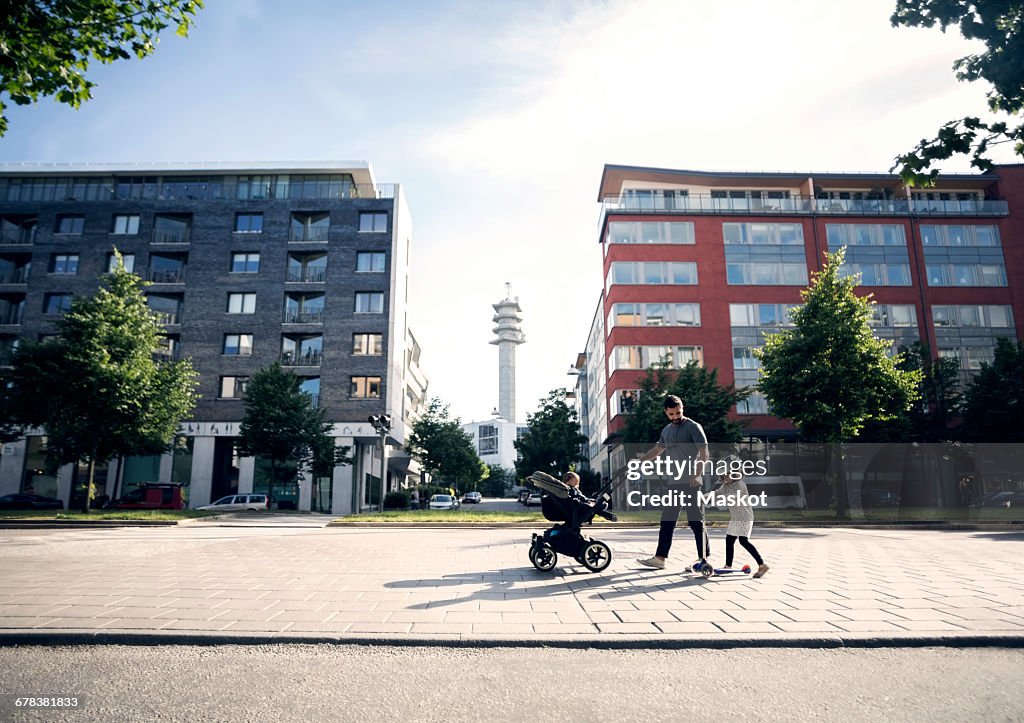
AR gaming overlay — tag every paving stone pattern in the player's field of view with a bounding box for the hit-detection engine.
[0,523,1021,642]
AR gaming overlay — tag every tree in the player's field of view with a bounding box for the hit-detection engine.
[481,464,513,497]
[514,389,586,480]
[857,342,962,442]
[960,336,1024,442]
[890,0,1024,185]
[236,363,334,508]
[757,248,922,516]
[405,398,485,491]
[308,421,353,512]
[621,361,752,444]
[0,0,204,136]
[5,258,199,510]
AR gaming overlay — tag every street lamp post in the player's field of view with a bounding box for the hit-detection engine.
[368,414,391,513]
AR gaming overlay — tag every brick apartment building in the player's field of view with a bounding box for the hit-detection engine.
[0,161,427,514]
[577,163,1024,481]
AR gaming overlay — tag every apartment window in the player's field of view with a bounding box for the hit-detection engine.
[299,377,321,408]
[153,214,191,244]
[610,345,703,371]
[355,292,384,314]
[353,333,383,356]
[290,212,330,242]
[223,334,253,356]
[920,225,1001,247]
[729,304,800,327]
[608,303,700,329]
[478,424,499,455]
[356,252,386,273]
[219,376,249,399]
[350,375,382,398]
[148,254,186,284]
[55,214,84,235]
[112,214,140,235]
[227,293,256,314]
[43,293,72,314]
[286,252,326,282]
[49,254,78,274]
[108,253,135,273]
[231,253,260,273]
[606,221,695,245]
[870,304,918,327]
[726,262,807,286]
[838,262,911,286]
[932,305,1014,328]
[359,212,388,233]
[826,224,907,247]
[613,389,640,415]
[723,223,803,245]
[234,213,263,234]
[147,294,182,325]
[926,263,1007,287]
[607,261,698,287]
[281,335,323,365]
[284,293,325,323]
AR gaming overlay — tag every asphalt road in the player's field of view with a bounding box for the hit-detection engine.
[0,645,1021,722]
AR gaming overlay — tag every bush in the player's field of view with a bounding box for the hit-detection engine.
[383,491,410,510]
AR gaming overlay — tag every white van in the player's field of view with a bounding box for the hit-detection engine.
[741,476,807,510]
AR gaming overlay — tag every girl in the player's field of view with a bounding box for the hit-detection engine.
[719,456,769,578]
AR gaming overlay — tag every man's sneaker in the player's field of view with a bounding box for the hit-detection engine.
[636,556,665,569]
[753,563,770,579]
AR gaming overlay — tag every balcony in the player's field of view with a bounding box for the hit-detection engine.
[0,268,30,284]
[152,229,190,244]
[0,228,36,245]
[283,309,325,324]
[600,193,1009,220]
[148,268,185,284]
[289,226,330,243]
[286,267,326,283]
[280,350,322,366]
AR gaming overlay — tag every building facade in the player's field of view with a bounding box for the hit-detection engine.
[583,163,1024,476]
[0,161,425,514]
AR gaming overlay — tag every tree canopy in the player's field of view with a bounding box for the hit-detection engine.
[4,258,199,509]
[961,336,1024,442]
[620,361,752,445]
[757,248,922,516]
[405,398,485,491]
[890,0,1024,184]
[0,0,204,136]
[514,389,586,480]
[236,363,339,506]
[757,248,922,442]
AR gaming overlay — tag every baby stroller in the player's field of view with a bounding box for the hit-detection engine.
[526,471,618,573]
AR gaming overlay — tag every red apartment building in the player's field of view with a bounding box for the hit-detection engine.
[586,163,1024,463]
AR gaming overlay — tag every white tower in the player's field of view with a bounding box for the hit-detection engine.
[490,283,526,424]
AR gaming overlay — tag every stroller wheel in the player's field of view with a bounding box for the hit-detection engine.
[580,540,612,573]
[530,543,558,572]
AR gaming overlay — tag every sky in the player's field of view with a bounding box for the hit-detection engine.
[0,0,1018,426]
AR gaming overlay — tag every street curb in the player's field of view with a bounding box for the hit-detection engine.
[1,630,1022,650]
[0,520,180,529]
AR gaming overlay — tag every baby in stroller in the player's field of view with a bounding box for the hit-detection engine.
[527,471,618,572]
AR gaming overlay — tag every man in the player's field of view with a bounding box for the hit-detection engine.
[636,394,710,570]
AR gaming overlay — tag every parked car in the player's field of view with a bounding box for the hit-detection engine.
[112,483,185,510]
[0,493,64,510]
[429,494,457,510]
[524,493,542,507]
[462,491,482,504]
[970,491,1015,508]
[196,493,270,512]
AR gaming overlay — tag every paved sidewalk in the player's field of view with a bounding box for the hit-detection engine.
[0,522,1022,647]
